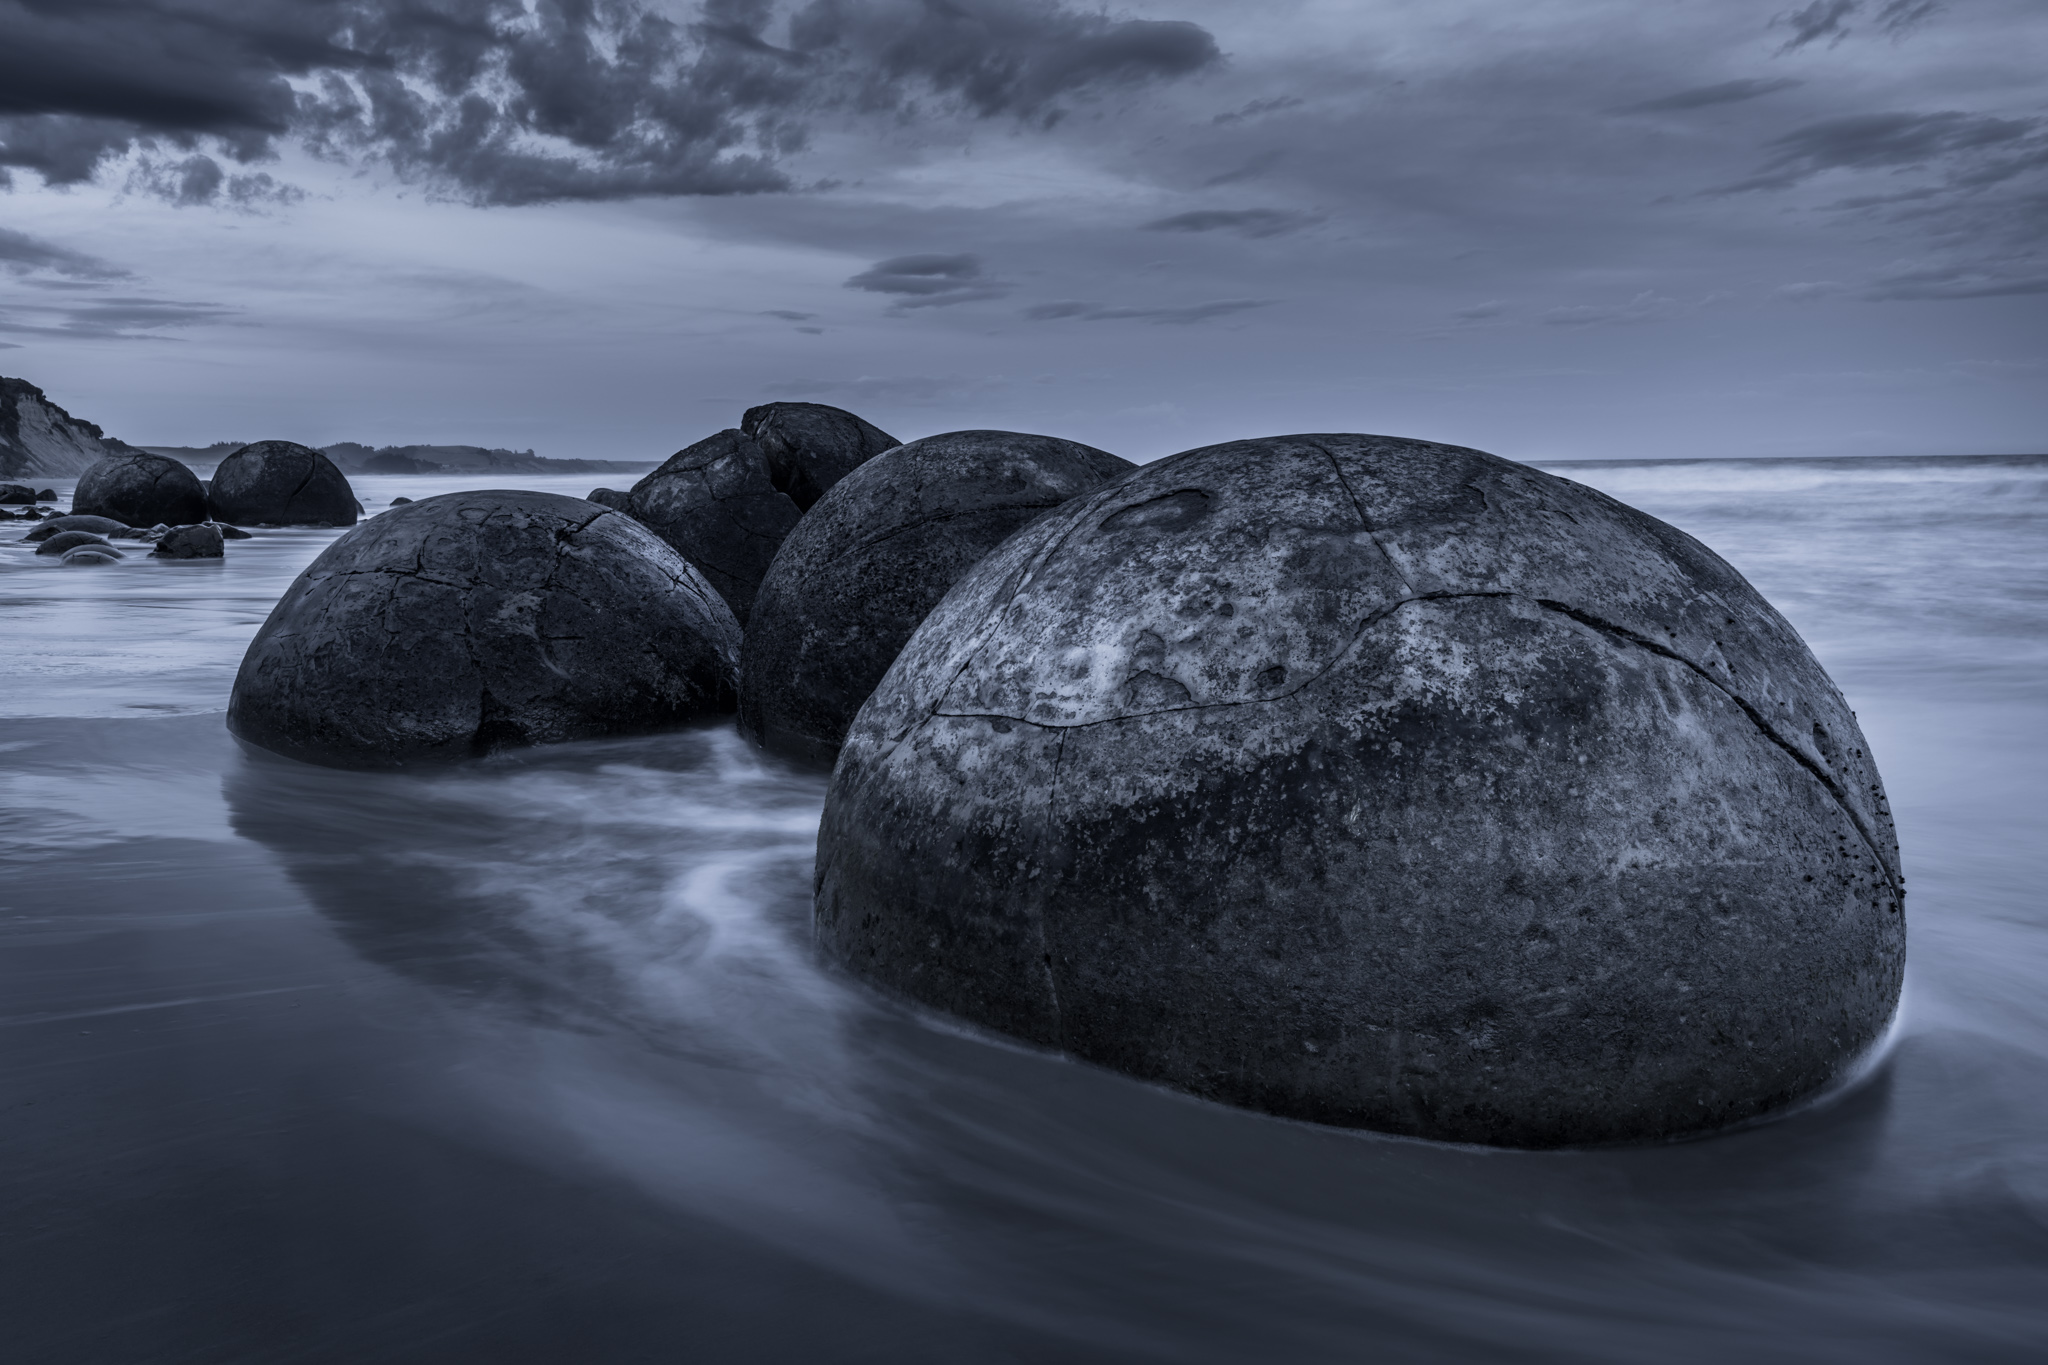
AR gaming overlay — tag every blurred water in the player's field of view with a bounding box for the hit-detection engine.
[2,458,2044,1363]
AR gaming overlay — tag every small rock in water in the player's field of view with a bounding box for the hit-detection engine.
[153,524,225,559]
[209,521,253,539]
[584,488,629,512]
[35,489,57,502]
[0,483,34,505]
[72,452,208,527]
[390,496,413,506]
[35,530,118,557]
[228,490,740,769]
[27,515,129,543]
[742,429,1133,765]
[208,441,359,527]
[817,432,1906,1149]
[59,546,123,566]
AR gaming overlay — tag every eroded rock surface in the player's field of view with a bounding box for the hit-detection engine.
[72,452,207,528]
[742,430,1132,765]
[740,402,899,511]
[208,441,359,527]
[817,433,1905,1148]
[229,490,740,769]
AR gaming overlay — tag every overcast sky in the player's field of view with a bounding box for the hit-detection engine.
[1,0,2043,463]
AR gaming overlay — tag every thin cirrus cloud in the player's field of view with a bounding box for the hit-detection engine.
[1711,110,2043,193]
[1776,0,1945,52]
[1024,299,1272,325]
[0,0,1223,207]
[844,253,1010,309]
[1140,208,1319,238]
[1614,78,1803,114]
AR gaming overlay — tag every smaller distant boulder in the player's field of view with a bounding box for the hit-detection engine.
[73,452,208,527]
[26,515,127,543]
[208,441,359,527]
[154,524,226,559]
[390,496,413,506]
[626,429,795,625]
[211,521,252,540]
[36,489,57,502]
[60,546,123,566]
[0,484,34,504]
[36,530,117,557]
[586,488,630,512]
[740,402,899,511]
[741,430,1134,764]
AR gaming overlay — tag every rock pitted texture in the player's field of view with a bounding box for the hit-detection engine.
[742,430,1133,764]
[72,452,208,528]
[816,433,1905,1149]
[208,441,359,527]
[229,490,740,769]
[740,402,899,511]
[0,377,126,480]
[154,524,225,559]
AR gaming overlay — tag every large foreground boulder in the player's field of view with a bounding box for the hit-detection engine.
[229,491,740,769]
[741,402,899,511]
[741,430,1133,764]
[816,433,1905,1149]
[71,451,207,527]
[208,440,359,526]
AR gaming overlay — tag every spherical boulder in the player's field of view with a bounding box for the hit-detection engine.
[35,489,56,502]
[154,524,225,559]
[740,402,899,511]
[26,515,127,542]
[229,490,740,769]
[624,429,794,625]
[35,530,118,557]
[72,452,208,528]
[741,430,1133,765]
[816,433,1905,1149]
[584,487,629,512]
[207,440,359,526]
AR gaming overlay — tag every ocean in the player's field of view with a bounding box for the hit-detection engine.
[3,455,2044,1363]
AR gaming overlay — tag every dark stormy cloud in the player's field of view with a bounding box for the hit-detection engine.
[0,0,1219,204]
[1,0,2042,463]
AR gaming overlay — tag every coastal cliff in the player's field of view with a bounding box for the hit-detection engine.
[0,377,129,480]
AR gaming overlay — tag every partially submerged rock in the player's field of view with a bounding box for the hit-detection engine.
[584,488,629,512]
[816,432,1905,1149]
[154,524,225,559]
[26,515,127,542]
[35,530,117,557]
[59,546,123,566]
[207,441,359,527]
[742,430,1132,764]
[228,490,740,769]
[71,452,208,528]
[1,483,39,504]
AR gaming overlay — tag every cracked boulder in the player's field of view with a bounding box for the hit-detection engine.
[624,429,796,625]
[741,430,1132,765]
[740,402,899,512]
[817,433,1904,1149]
[208,440,359,527]
[229,490,740,769]
[71,451,208,528]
